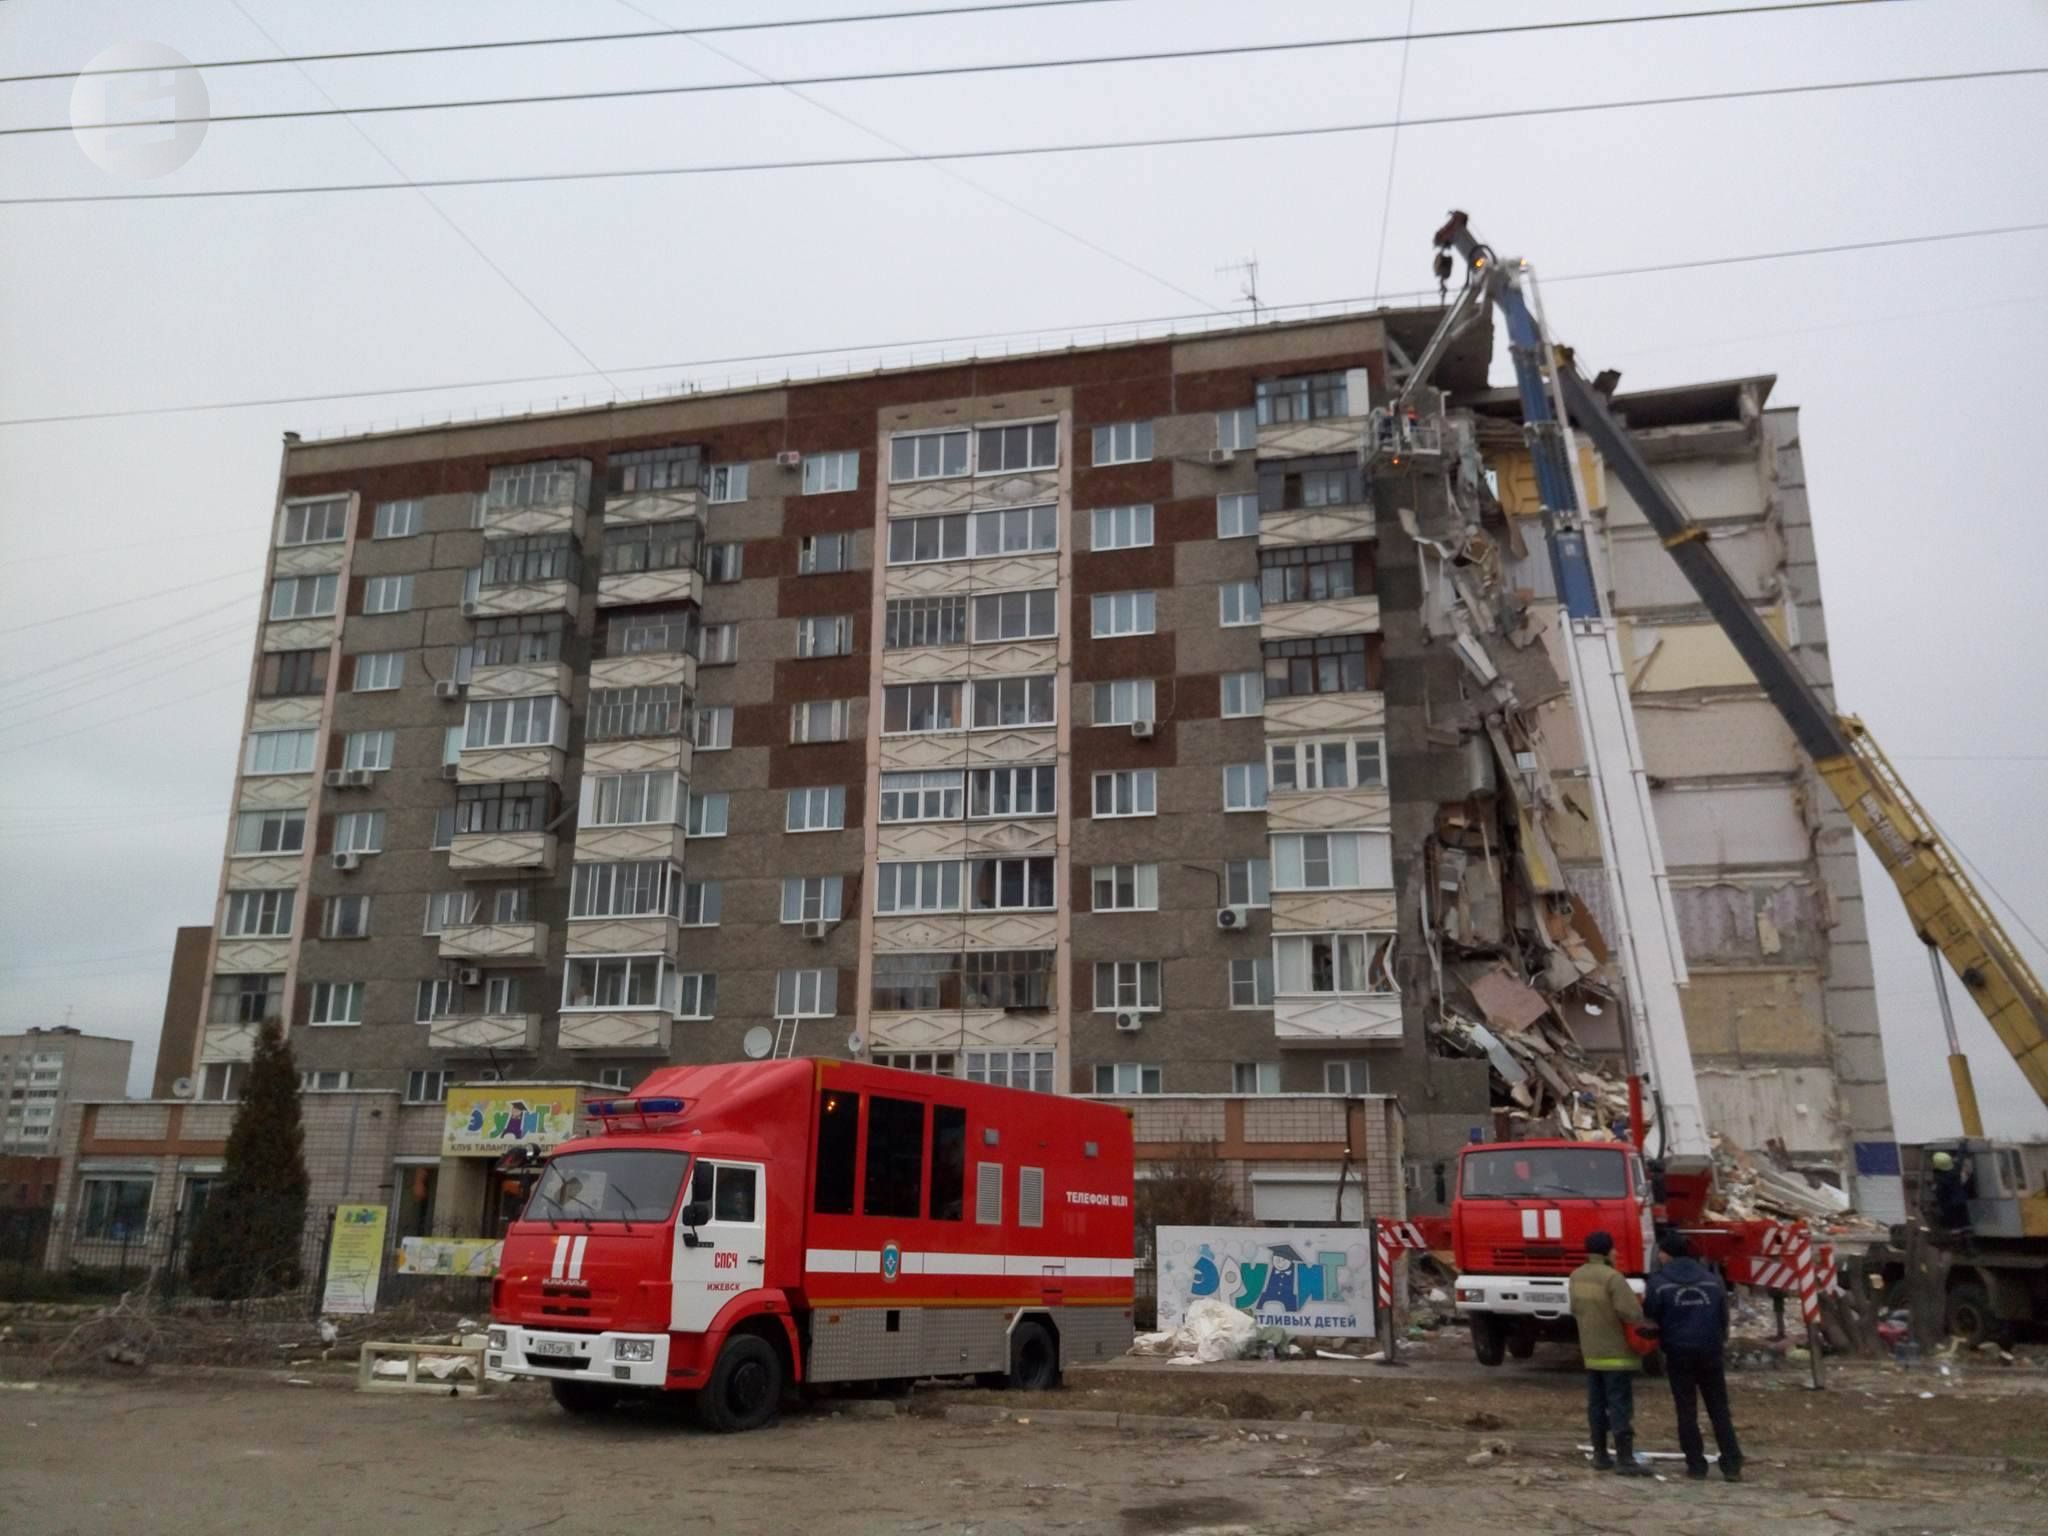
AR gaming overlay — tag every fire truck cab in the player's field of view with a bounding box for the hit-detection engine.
[489,1059,1135,1430]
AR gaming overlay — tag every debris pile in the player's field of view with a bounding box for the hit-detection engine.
[1130,1298,1298,1364]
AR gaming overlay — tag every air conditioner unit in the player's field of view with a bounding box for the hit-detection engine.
[457,967,483,986]
[1216,905,1251,931]
[775,450,803,469]
[801,919,829,942]
[434,680,466,701]
[476,1067,502,1083]
[440,763,462,781]
[324,769,348,788]
[460,600,480,618]
[331,851,362,873]
[1129,720,1156,741]
[1114,1012,1143,1034]
[1208,448,1237,466]
[342,768,373,788]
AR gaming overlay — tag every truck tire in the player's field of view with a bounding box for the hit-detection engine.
[1007,1319,1060,1390]
[1506,1325,1537,1361]
[697,1333,784,1433]
[1470,1316,1507,1367]
[550,1379,621,1415]
[1945,1281,2016,1349]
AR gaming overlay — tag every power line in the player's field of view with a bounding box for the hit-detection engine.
[13,65,2038,207]
[0,676,250,756]
[0,569,259,634]
[0,1,1922,138]
[0,594,256,689]
[1369,0,1420,303]
[0,625,254,729]
[1926,814,2048,971]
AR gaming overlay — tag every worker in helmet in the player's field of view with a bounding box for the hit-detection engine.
[1569,1231,1651,1476]
[1928,1150,1971,1233]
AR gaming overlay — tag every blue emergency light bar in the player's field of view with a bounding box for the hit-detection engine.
[584,1096,686,1119]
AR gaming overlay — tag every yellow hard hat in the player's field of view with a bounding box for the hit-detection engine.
[1931,1151,1955,1171]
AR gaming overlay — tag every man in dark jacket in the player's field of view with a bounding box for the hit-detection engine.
[1568,1230,1650,1475]
[1644,1231,1744,1482]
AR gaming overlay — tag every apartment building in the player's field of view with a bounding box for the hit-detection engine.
[0,1026,131,1155]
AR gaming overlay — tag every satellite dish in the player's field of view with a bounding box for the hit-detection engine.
[846,1031,865,1057]
[170,1076,195,1100]
[741,1025,773,1060]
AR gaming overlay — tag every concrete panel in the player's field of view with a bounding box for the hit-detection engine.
[881,639,1057,684]
[868,1010,1056,1050]
[1173,317,1382,374]
[1605,455,1767,528]
[962,818,1056,856]
[458,745,564,785]
[249,697,325,729]
[565,917,679,956]
[1264,691,1385,737]
[273,543,346,576]
[230,856,302,887]
[1624,613,1789,692]
[606,488,704,526]
[428,1013,541,1054]
[877,823,971,860]
[1271,890,1397,933]
[1608,524,1781,609]
[589,653,695,693]
[263,618,336,653]
[584,738,691,777]
[1260,593,1380,643]
[598,567,704,610]
[439,922,548,963]
[471,579,575,618]
[1653,783,1809,869]
[449,831,557,875]
[1266,788,1390,832]
[1273,995,1402,1044]
[1683,970,1827,1061]
[214,938,290,974]
[574,824,686,864]
[1696,1066,1838,1155]
[237,774,313,810]
[1259,506,1376,548]
[469,660,572,700]
[883,553,1058,599]
[558,1011,672,1052]
[1569,872,1832,968]
[1257,416,1369,460]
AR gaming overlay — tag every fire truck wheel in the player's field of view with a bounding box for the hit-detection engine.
[698,1333,784,1433]
[1470,1316,1507,1367]
[550,1380,621,1415]
[1944,1281,2015,1349]
[1007,1319,1060,1390]
[1506,1325,1537,1360]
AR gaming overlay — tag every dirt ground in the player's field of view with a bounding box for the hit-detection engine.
[3,1374,2043,1535]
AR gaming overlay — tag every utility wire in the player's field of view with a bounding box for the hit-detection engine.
[0,594,256,689]
[1369,0,1420,303]
[0,1,1922,138]
[0,625,253,727]
[0,568,258,634]
[0,676,250,755]
[13,65,2039,207]
[1926,814,2048,970]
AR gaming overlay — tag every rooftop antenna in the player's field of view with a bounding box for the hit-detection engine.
[1218,255,1261,323]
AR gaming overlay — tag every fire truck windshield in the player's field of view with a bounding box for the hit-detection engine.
[1461,1147,1628,1200]
[525,1149,689,1225]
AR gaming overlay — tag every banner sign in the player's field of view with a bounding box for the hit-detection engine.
[321,1204,389,1315]
[395,1236,502,1278]
[442,1086,581,1156]
[1156,1226,1374,1336]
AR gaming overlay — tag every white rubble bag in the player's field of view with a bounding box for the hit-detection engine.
[1129,1297,1262,1363]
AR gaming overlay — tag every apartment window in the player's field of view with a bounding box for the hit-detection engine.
[362,574,414,615]
[885,594,967,649]
[1091,768,1156,818]
[482,975,524,1013]
[198,1062,247,1102]
[405,1070,449,1105]
[373,499,423,539]
[480,533,577,587]
[564,956,676,1011]
[964,951,1054,1011]
[890,428,970,483]
[1094,960,1162,1012]
[280,497,348,546]
[792,698,852,743]
[1269,463,1365,511]
[488,460,580,509]
[422,891,477,935]
[798,533,849,574]
[1263,634,1381,697]
[707,463,749,503]
[1091,864,1158,912]
[300,1071,352,1093]
[1091,590,1155,638]
[968,763,1055,819]
[1275,931,1397,995]
[601,520,697,575]
[1256,370,1350,424]
[232,809,305,855]
[584,770,682,828]
[571,861,680,920]
[691,705,733,751]
[1216,491,1261,539]
[222,889,294,938]
[78,1176,154,1239]
[1326,1060,1371,1093]
[319,894,370,940]
[333,811,385,853]
[209,973,283,1025]
[882,680,963,735]
[1219,581,1262,627]
[1091,420,1153,466]
[244,728,316,776]
[1230,956,1276,1008]
[1271,831,1393,891]
[970,674,1054,730]
[977,421,1059,473]
[473,613,568,667]
[1092,678,1155,727]
[1090,503,1153,551]
[343,729,396,772]
[416,979,460,1021]
[887,513,968,566]
[605,606,694,658]
[780,876,845,925]
[874,861,961,915]
[970,503,1058,556]
[1216,407,1258,451]
[970,1048,1056,1093]
[1093,1062,1162,1095]
[455,783,551,834]
[677,972,717,1018]
[972,589,1057,643]
[702,542,744,584]
[307,980,361,1026]
[796,615,853,658]
[686,792,729,838]
[1221,670,1264,718]
[464,695,562,750]
[873,1052,958,1077]
[1269,735,1386,792]
[697,623,738,665]
[879,770,962,823]
[1222,762,1268,812]
[1226,857,1272,908]
[785,786,845,832]
[430,808,455,850]
[681,881,721,927]
[352,651,404,692]
[871,953,950,1012]
[260,649,329,698]
[268,574,337,621]
[491,887,532,923]
[588,685,684,741]
[1260,542,1366,605]
[775,968,838,1017]
[802,450,859,495]
[970,857,1055,911]
[1232,1061,1282,1095]
[607,443,702,495]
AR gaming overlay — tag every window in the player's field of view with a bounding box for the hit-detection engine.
[681,881,721,927]
[691,705,733,750]
[1217,492,1259,539]
[1226,857,1272,908]
[879,770,962,823]
[885,594,966,649]
[1274,931,1398,994]
[1222,762,1268,812]
[482,535,579,591]
[405,1069,449,1104]
[199,1062,247,1102]
[222,889,294,938]
[696,623,738,665]
[584,771,682,828]
[488,460,580,509]
[1263,634,1381,697]
[1233,1061,1281,1094]
[890,428,970,482]
[1092,420,1153,466]
[775,968,837,1017]
[792,698,852,743]
[1092,678,1155,727]
[321,895,371,939]
[802,450,859,494]
[268,574,337,621]
[260,649,329,697]
[1271,831,1393,891]
[301,1070,352,1093]
[882,681,963,735]
[491,887,532,923]
[887,513,968,565]
[1268,462,1366,511]
[1256,370,1350,424]
[343,730,395,772]
[970,674,1054,730]
[362,574,414,615]
[971,589,1057,643]
[280,497,348,547]
[430,807,455,850]
[872,953,955,1012]
[1230,956,1276,1008]
[1269,735,1386,792]
[463,695,562,750]
[686,792,728,838]
[863,1096,925,1219]
[601,521,698,575]
[571,861,680,920]
[785,786,845,832]
[970,503,1058,555]
[454,782,552,834]
[333,810,385,853]
[307,980,362,1026]
[416,979,460,1021]
[472,613,568,667]
[678,972,717,1018]
[780,875,845,924]
[422,891,477,935]
[1260,542,1366,605]
[814,1089,859,1215]
[563,956,677,1011]
[966,1048,1055,1093]
[708,463,749,503]
[1091,769,1156,818]
[798,533,849,574]
[1094,960,1162,1012]
[210,973,283,1025]
[1326,1060,1371,1094]
[1091,590,1155,638]
[969,856,1055,911]
[968,763,1055,818]
[1090,503,1153,551]
[702,542,744,584]
[485,976,524,1014]
[607,443,701,496]
[1216,407,1258,451]
[78,1176,153,1239]
[874,861,961,915]
[1221,671,1264,718]
[1219,581,1262,627]
[605,606,693,658]
[588,686,684,741]
[930,1103,967,1219]
[977,420,1058,473]
[1091,864,1158,912]
[1093,1063,1162,1095]
[373,499,423,539]
[439,726,463,772]
[243,728,316,776]
[232,809,305,855]
[352,651,403,692]
[796,615,853,658]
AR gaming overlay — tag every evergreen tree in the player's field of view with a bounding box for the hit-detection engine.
[186,1020,311,1299]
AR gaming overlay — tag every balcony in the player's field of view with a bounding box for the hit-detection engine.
[1264,688,1386,738]
[558,1010,673,1053]
[450,830,558,876]
[1257,413,1368,460]
[458,745,566,785]
[565,916,680,958]
[606,486,704,526]
[438,921,548,965]
[199,1022,260,1063]
[1274,994,1402,1045]
[429,1012,541,1055]
[1260,504,1377,549]
[469,661,572,701]
[598,565,704,610]
[575,823,686,864]
[590,650,696,695]
[479,460,590,538]
[1260,593,1380,644]
[468,579,576,619]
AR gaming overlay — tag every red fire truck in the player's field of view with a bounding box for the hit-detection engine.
[489,1059,1136,1430]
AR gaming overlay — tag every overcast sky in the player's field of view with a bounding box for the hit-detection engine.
[1,1,2043,1140]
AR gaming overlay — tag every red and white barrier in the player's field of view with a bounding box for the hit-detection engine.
[1373,1219,1432,1313]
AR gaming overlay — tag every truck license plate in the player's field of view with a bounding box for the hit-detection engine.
[530,1338,574,1357]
